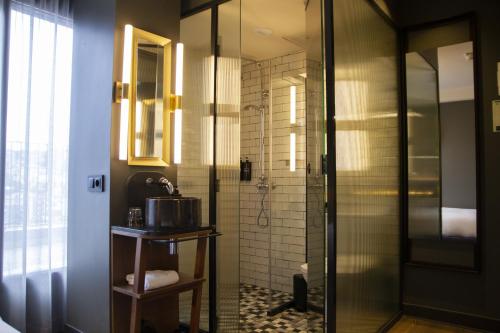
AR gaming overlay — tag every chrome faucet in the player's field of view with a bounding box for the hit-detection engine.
[255,176,269,191]
[145,177,175,195]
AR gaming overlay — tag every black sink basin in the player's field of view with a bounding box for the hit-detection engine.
[145,197,201,228]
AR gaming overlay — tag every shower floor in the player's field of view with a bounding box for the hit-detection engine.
[239,284,324,332]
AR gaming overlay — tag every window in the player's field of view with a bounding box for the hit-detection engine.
[3,2,73,276]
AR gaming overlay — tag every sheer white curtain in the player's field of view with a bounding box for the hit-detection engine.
[1,0,73,332]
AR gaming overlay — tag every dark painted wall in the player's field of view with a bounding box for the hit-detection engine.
[440,100,476,209]
[398,0,500,322]
[110,0,180,227]
[68,0,181,331]
[181,0,212,15]
[67,0,116,331]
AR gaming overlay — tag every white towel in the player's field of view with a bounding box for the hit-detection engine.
[126,270,180,291]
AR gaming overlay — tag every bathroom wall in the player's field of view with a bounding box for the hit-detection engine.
[240,52,307,293]
[440,100,476,209]
[67,0,181,332]
[67,0,115,331]
[110,0,181,227]
[396,1,500,329]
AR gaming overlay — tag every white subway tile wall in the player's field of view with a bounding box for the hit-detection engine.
[240,52,307,293]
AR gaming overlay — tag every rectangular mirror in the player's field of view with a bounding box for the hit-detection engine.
[404,16,479,269]
[127,27,172,166]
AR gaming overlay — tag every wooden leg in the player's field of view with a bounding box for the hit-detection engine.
[189,235,208,333]
[130,238,146,332]
[189,286,203,333]
[193,236,207,279]
[133,238,147,294]
[130,299,142,333]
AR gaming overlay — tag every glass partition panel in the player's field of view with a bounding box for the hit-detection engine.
[178,9,212,330]
[333,0,401,331]
[216,1,241,331]
[305,0,326,323]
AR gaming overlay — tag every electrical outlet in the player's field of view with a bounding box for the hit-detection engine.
[88,175,104,192]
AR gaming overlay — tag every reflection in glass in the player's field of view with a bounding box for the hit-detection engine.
[438,41,477,239]
[406,39,477,241]
[406,52,441,238]
[135,40,164,158]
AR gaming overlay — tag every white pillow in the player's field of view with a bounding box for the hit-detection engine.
[0,317,20,333]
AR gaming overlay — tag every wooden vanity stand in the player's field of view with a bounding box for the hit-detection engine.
[111,226,214,333]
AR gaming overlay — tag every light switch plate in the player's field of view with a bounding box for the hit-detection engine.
[87,175,105,192]
[493,100,500,133]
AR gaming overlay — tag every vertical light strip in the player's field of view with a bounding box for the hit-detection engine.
[290,132,296,172]
[175,43,184,96]
[119,24,133,160]
[290,85,296,124]
[174,109,183,164]
[174,42,184,164]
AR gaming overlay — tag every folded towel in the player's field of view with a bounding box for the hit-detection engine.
[126,270,180,291]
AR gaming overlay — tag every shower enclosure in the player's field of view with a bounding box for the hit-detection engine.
[239,49,325,331]
[237,0,326,331]
[177,5,327,324]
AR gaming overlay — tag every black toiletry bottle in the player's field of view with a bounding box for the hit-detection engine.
[243,157,252,181]
[240,158,244,181]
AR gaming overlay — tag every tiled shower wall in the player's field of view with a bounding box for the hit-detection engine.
[240,52,307,293]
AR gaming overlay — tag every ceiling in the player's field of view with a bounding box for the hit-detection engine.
[241,0,306,60]
[180,0,322,61]
[438,41,475,103]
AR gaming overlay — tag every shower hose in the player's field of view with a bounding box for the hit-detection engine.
[257,189,269,228]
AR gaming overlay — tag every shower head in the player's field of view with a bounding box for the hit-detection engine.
[243,104,266,115]
[244,104,258,111]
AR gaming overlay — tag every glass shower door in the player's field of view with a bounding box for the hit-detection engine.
[269,64,308,309]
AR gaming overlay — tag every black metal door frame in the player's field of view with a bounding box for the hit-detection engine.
[183,0,403,332]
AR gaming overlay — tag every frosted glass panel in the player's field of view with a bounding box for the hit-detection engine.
[178,10,212,330]
[216,1,241,331]
[333,0,400,331]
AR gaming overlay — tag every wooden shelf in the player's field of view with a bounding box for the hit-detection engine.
[113,273,205,300]
[111,225,213,333]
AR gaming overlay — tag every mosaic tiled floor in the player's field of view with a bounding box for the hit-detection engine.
[239,284,324,333]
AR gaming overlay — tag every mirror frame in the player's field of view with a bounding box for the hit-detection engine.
[401,13,482,272]
[127,27,172,166]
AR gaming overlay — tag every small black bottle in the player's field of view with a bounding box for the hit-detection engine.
[242,157,252,181]
[240,158,244,181]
